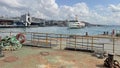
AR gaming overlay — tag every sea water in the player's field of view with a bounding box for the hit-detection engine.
[0,26,120,36]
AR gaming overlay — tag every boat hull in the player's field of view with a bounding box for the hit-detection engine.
[68,22,85,29]
[69,26,84,29]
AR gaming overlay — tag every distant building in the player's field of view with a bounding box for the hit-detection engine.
[31,17,46,26]
[0,16,19,25]
[0,13,68,27]
[20,13,32,26]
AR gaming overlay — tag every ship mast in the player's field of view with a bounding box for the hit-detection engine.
[75,15,78,22]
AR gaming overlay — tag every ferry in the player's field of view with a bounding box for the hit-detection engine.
[68,21,85,29]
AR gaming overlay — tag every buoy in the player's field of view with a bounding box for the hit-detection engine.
[16,33,26,44]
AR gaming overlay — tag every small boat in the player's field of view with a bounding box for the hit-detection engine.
[68,21,85,29]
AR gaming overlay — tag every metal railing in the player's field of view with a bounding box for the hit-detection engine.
[0,31,120,55]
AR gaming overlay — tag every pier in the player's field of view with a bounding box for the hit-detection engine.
[0,31,120,55]
[0,31,120,68]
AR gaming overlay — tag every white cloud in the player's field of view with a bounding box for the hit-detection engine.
[109,4,120,12]
[0,0,26,9]
[58,2,90,20]
[0,0,120,25]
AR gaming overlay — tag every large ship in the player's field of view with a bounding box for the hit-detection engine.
[68,21,85,29]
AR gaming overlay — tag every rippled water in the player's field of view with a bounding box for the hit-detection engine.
[0,26,120,36]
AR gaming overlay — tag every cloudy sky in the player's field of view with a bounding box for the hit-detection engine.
[0,0,120,25]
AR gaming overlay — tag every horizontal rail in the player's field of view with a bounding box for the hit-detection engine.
[0,31,120,55]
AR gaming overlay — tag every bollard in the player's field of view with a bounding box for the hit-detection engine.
[108,54,114,67]
[104,53,114,68]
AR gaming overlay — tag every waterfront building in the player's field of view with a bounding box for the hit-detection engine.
[20,13,32,26]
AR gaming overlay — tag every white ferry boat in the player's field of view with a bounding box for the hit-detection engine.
[68,21,85,29]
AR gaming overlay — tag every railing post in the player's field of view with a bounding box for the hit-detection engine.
[37,35,39,46]
[31,32,32,42]
[103,44,104,52]
[82,36,83,48]
[91,37,93,50]
[60,34,62,50]
[46,33,48,46]
[10,32,11,36]
[87,36,89,50]
[113,37,115,53]
[56,34,58,46]
[75,35,76,51]
[50,34,51,48]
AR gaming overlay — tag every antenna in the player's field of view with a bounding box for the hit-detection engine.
[75,15,78,21]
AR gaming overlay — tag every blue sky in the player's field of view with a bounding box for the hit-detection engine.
[56,0,120,7]
[0,0,120,25]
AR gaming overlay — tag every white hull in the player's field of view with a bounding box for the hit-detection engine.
[68,21,85,29]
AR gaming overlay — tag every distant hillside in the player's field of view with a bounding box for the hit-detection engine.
[81,21,93,26]
[81,21,103,26]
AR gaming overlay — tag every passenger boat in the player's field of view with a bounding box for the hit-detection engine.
[68,21,85,29]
